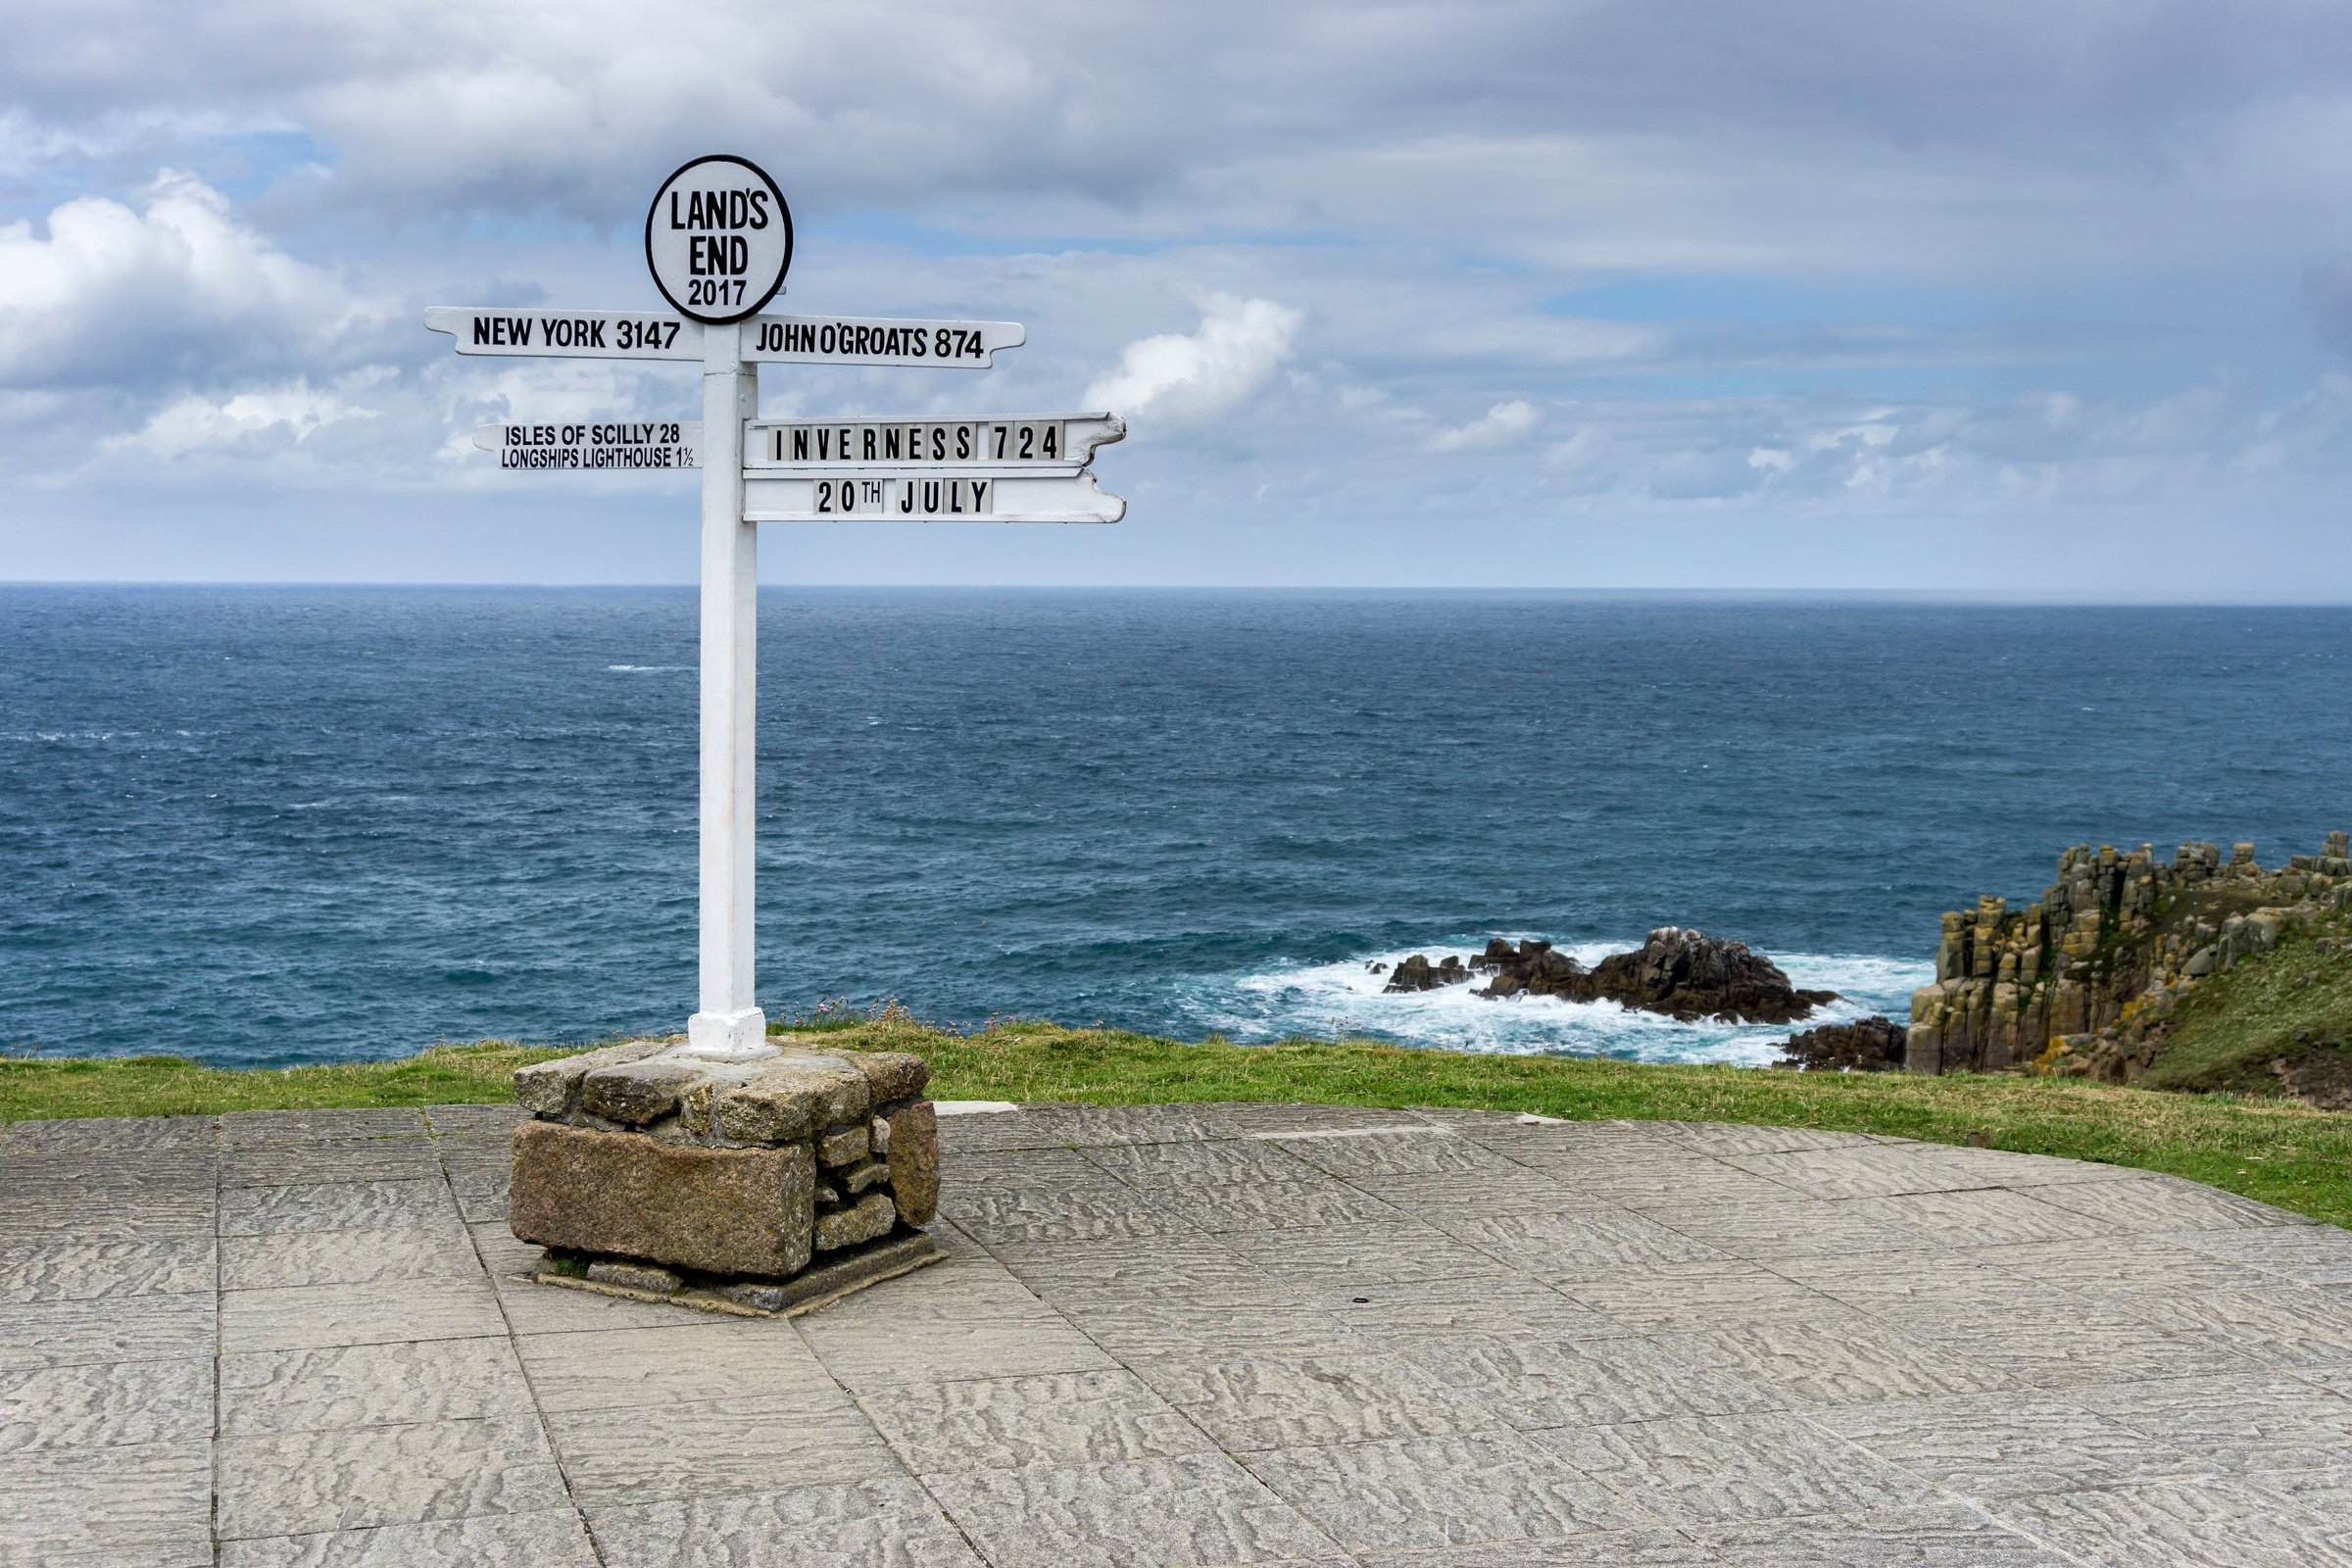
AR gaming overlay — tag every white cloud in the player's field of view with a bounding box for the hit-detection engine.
[113,376,379,458]
[0,171,382,388]
[1083,294,1301,427]
[1429,399,1541,452]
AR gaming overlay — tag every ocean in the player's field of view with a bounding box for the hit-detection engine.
[3,587,2345,1069]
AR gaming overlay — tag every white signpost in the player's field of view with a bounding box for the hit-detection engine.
[426,157,1124,1059]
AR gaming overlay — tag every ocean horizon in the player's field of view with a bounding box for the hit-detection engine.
[4,584,2346,1069]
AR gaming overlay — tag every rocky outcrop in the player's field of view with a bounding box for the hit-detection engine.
[1383,954,1471,993]
[1385,929,1835,1025]
[1776,1016,1906,1071]
[1906,833,2350,1082]
[1561,927,1837,1024]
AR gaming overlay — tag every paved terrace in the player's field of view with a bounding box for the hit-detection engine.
[5,1102,2352,1567]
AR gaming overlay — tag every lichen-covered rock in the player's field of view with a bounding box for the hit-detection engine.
[714,1054,873,1144]
[510,1120,813,1277]
[814,1191,895,1250]
[816,1125,870,1167]
[514,1038,671,1118]
[884,1100,940,1225]
[844,1051,929,1102]
[582,1057,706,1125]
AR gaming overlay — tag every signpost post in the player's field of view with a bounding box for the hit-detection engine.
[424,156,1123,1059]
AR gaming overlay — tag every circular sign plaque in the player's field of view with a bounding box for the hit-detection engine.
[644,155,793,324]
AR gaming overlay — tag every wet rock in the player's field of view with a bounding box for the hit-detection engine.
[1384,954,1472,993]
[1775,1016,1906,1072]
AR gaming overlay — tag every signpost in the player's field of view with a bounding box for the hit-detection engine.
[425,157,1125,1058]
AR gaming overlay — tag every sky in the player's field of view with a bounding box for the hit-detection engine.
[3,0,2349,595]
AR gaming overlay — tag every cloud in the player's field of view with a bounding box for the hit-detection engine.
[1429,399,1541,452]
[1083,294,1301,426]
[110,375,379,458]
[0,171,382,388]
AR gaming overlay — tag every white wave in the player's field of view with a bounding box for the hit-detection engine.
[1176,938,1932,1067]
[606,664,684,673]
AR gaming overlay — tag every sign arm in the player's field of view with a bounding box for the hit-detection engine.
[686,320,767,1056]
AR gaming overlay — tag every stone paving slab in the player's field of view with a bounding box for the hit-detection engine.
[1,1099,2349,1566]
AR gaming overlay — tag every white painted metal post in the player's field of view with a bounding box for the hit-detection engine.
[686,319,767,1055]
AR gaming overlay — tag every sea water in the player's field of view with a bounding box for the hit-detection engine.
[2,587,2344,1068]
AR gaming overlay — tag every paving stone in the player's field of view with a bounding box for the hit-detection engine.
[1641,1200,1928,1260]
[420,1103,528,1137]
[2178,1225,2352,1285]
[1558,1262,1849,1332]
[1394,1334,1775,1429]
[220,1139,446,1188]
[1245,1431,1656,1554]
[803,1297,1118,1390]
[1353,1530,1722,1567]
[514,1322,835,1412]
[1271,1128,1522,1179]
[1344,1170,1618,1218]
[2075,1370,2352,1472]
[0,1189,219,1244]
[220,1108,427,1146]
[929,1107,1074,1153]
[220,1179,461,1236]
[2,1114,216,1152]
[586,1477,986,1568]
[0,1238,215,1303]
[1867,1188,2114,1246]
[1321,1278,1627,1344]
[2026,1175,2315,1233]
[1159,1179,1410,1233]
[1584,1162,1815,1211]
[0,1358,213,1451]
[546,1390,904,1506]
[989,1234,1271,1298]
[0,1438,213,1565]
[1722,1145,2005,1200]
[858,1367,1213,1471]
[1812,1391,2205,1496]
[0,1294,216,1370]
[1023,1102,1234,1147]
[221,1339,536,1436]
[2114,1285,2352,1368]
[220,1277,505,1352]
[1649,1320,2009,1406]
[1647,1122,1881,1155]
[221,1227,485,1290]
[3,1148,220,1190]
[216,1413,570,1540]
[941,1182,1197,1246]
[471,1226,693,1335]
[1765,1250,2098,1321]
[448,1169,512,1222]
[1537,1413,1936,1526]
[1436,1210,1731,1272]
[1051,1289,1366,1362]
[1128,1351,1489,1450]
[1936,1313,2253,1389]
[921,1449,1338,1568]
[1700,1503,2079,1566]
[1969,1236,2264,1298]
[218,1508,598,1566]
[1985,1476,2352,1568]
[1213,1102,1440,1136]
[1080,1137,1328,1186]
[1218,1221,1519,1286]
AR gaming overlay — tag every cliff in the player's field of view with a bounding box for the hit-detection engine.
[1906,832,2352,1084]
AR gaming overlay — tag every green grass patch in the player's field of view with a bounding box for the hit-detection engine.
[2144,915,2352,1097]
[6,1021,2348,1226]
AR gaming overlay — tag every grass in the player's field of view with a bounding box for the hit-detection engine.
[2144,914,2352,1097]
[6,1018,2350,1226]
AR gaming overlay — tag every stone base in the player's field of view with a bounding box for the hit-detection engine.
[526,1228,940,1318]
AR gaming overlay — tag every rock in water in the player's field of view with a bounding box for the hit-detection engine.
[1384,954,1472,993]
[1467,927,1833,1023]
[1578,927,1837,1024]
[1776,1015,1906,1071]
